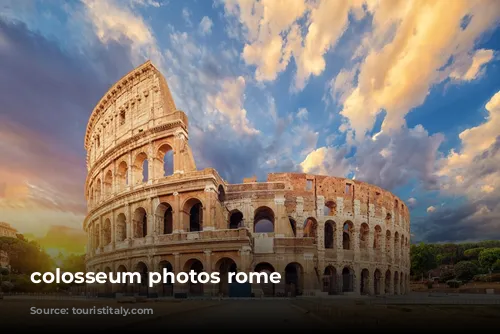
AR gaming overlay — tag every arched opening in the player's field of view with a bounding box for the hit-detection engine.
[133,207,147,238]
[104,267,112,294]
[342,267,354,292]
[103,219,112,245]
[303,217,317,243]
[284,262,303,297]
[156,144,173,178]
[156,202,173,234]
[216,258,237,296]
[322,266,337,295]
[254,206,274,233]
[89,186,94,205]
[324,220,335,249]
[104,170,113,197]
[254,262,275,297]
[394,271,399,295]
[374,269,382,295]
[373,225,382,249]
[401,236,404,259]
[359,223,369,249]
[343,221,353,250]
[115,213,127,242]
[400,272,404,294]
[218,185,226,202]
[134,262,148,295]
[116,265,128,293]
[394,232,400,259]
[185,259,204,295]
[158,261,174,297]
[183,198,203,232]
[385,230,391,258]
[324,200,336,216]
[133,152,148,184]
[360,268,370,295]
[385,270,391,294]
[117,161,128,191]
[95,179,102,203]
[93,223,100,249]
[289,218,297,236]
[229,210,243,229]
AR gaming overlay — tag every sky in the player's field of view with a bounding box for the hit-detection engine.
[0,0,499,246]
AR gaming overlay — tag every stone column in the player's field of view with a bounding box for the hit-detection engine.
[336,222,343,261]
[147,141,154,184]
[380,274,386,296]
[368,228,374,262]
[353,225,360,262]
[295,197,304,238]
[204,250,213,296]
[173,192,182,233]
[204,185,217,231]
[127,152,133,189]
[125,204,132,241]
[274,196,285,237]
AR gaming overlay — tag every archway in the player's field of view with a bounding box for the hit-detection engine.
[133,152,148,184]
[218,185,226,202]
[303,217,317,243]
[117,161,128,191]
[158,261,174,297]
[400,272,404,294]
[343,221,354,250]
[116,265,128,293]
[185,259,204,295]
[359,223,369,249]
[254,262,275,296]
[156,202,173,234]
[324,220,335,249]
[360,268,370,295]
[394,271,399,295]
[289,217,297,236]
[342,267,354,292]
[285,263,303,297]
[373,225,382,249]
[385,270,391,294]
[133,207,147,238]
[104,170,113,198]
[115,213,126,242]
[183,198,203,232]
[374,269,382,295]
[103,219,112,245]
[254,206,274,233]
[322,266,337,295]
[133,262,148,295]
[229,210,243,229]
[385,230,391,258]
[156,143,173,178]
[324,200,336,216]
[216,258,237,296]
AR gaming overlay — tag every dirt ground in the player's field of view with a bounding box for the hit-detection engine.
[0,298,218,329]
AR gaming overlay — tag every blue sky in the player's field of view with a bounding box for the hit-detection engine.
[0,0,499,244]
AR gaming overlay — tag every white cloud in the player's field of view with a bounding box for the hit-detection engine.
[427,206,436,213]
[450,49,495,81]
[296,107,308,120]
[300,146,351,177]
[199,16,213,35]
[182,7,192,27]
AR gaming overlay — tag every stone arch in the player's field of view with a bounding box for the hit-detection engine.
[218,185,226,202]
[94,178,102,203]
[156,202,173,234]
[254,262,275,297]
[115,213,127,242]
[343,221,354,250]
[133,207,148,238]
[215,257,237,296]
[133,152,148,184]
[184,259,204,295]
[324,220,335,249]
[359,223,369,249]
[322,265,338,295]
[117,160,128,191]
[133,261,149,295]
[342,266,354,292]
[373,225,382,249]
[324,200,336,216]
[254,206,274,233]
[289,217,297,236]
[285,262,303,296]
[156,143,174,178]
[374,269,382,295]
[158,260,174,297]
[303,217,318,243]
[182,198,203,232]
[385,269,391,294]
[104,170,113,197]
[360,268,370,295]
[103,218,112,245]
[228,209,243,229]
[394,271,399,295]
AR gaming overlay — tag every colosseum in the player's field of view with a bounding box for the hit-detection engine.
[84,60,411,298]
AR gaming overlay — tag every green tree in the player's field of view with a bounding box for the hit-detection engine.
[454,261,478,281]
[410,243,437,277]
[0,236,53,274]
[464,247,484,260]
[478,248,500,270]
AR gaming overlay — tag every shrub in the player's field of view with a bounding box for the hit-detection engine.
[446,280,461,288]
[439,268,455,282]
[454,261,478,281]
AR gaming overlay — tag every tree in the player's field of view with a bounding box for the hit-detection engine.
[410,243,437,277]
[454,261,478,281]
[0,266,9,293]
[0,236,53,274]
[478,248,500,270]
[464,247,484,260]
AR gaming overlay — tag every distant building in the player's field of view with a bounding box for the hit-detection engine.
[0,222,17,238]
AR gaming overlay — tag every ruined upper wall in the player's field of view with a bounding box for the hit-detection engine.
[84,60,185,171]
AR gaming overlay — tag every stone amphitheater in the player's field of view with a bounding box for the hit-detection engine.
[84,61,410,297]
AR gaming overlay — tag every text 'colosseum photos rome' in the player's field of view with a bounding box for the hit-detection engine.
[84,60,411,298]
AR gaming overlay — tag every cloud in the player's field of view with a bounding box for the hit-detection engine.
[427,206,436,213]
[199,16,213,35]
[300,146,351,177]
[407,197,417,208]
[450,49,495,81]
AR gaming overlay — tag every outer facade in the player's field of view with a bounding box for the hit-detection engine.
[84,61,411,297]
